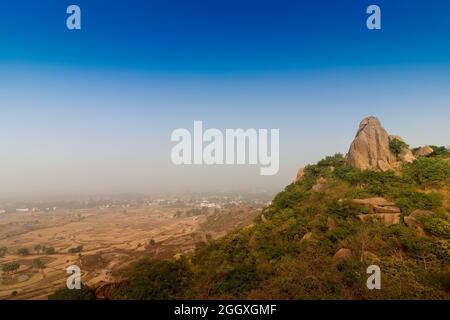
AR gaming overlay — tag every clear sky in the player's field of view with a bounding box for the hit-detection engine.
[1,0,450,197]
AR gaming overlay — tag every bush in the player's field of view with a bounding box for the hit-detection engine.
[385,225,448,260]
[114,258,192,299]
[0,246,7,257]
[272,184,308,210]
[2,262,20,273]
[418,216,450,238]
[396,191,443,214]
[32,258,46,269]
[389,138,409,158]
[44,247,56,254]
[428,146,450,158]
[48,283,96,300]
[17,248,29,256]
[403,157,450,186]
[326,200,358,219]
[337,261,364,288]
[68,245,83,253]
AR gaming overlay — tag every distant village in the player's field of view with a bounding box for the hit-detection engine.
[0,192,273,215]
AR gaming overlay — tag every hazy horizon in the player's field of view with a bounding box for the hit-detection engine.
[2,1,450,197]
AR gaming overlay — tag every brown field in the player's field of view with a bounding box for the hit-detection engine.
[0,205,259,300]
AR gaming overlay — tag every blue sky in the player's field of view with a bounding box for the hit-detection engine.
[1,0,450,197]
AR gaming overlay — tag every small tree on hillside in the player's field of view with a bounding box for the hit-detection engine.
[34,244,42,254]
[32,258,46,269]
[389,138,409,158]
[17,248,29,256]
[2,262,20,274]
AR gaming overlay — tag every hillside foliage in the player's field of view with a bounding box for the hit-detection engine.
[52,150,450,300]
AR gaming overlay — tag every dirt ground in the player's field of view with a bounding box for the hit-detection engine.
[0,205,216,300]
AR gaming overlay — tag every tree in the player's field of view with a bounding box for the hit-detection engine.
[32,258,46,269]
[17,248,29,256]
[2,262,20,274]
[389,138,409,158]
[68,245,83,253]
[34,244,42,254]
[44,247,56,254]
[0,246,7,257]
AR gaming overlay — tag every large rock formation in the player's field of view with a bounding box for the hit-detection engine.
[414,146,434,157]
[347,116,398,171]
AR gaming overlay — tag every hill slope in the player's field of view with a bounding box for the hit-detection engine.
[51,118,450,300]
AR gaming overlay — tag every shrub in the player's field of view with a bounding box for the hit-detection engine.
[32,258,46,269]
[396,191,443,214]
[428,146,450,158]
[403,157,450,186]
[48,283,96,300]
[389,138,409,158]
[272,184,308,210]
[17,248,29,256]
[418,216,450,238]
[68,245,83,253]
[0,246,7,257]
[114,258,192,300]
[2,262,20,273]
[44,247,56,254]
[34,244,42,254]
[326,200,358,219]
[337,261,364,288]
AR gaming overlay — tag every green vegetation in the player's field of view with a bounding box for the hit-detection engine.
[428,146,450,158]
[68,245,83,253]
[396,191,442,214]
[403,157,450,186]
[0,246,7,257]
[34,244,42,254]
[17,248,29,256]
[389,138,409,158]
[43,246,56,254]
[2,262,20,273]
[113,258,193,299]
[48,283,96,300]
[32,258,46,269]
[51,152,450,300]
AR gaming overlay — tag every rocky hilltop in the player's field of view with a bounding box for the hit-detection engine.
[347,116,415,171]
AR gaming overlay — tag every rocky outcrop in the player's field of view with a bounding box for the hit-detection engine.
[352,197,400,214]
[347,116,397,171]
[300,232,314,243]
[404,210,434,227]
[399,148,416,163]
[295,167,305,182]
[362,251,379,263]
[327,217,337,231]
[311,177,327,193]
[354,197,401,226]
[333,248,352,263]
[414,146,434,157]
